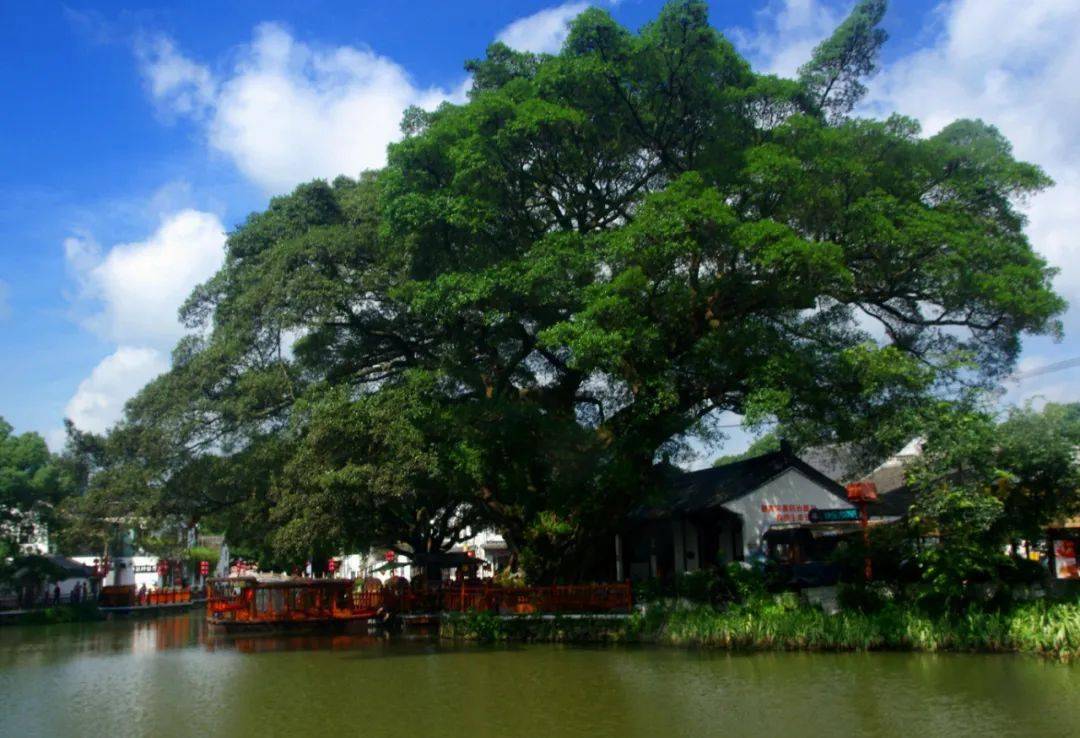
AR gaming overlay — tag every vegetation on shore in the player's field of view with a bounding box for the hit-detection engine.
[4,603,103,626]
[442,595,1080,661]
[643,596,1080,661]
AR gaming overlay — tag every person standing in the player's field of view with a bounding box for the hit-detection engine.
[53,583,61,606]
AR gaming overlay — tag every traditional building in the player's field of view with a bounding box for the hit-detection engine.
[617,444,855,580]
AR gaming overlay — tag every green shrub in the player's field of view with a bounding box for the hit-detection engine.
[16,603,103,625]
[643,596,1080,660]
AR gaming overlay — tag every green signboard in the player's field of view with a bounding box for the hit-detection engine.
[808,507,859,523]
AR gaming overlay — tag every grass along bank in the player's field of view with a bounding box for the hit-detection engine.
[646,595,1080,660]
[0,602,104,626]
[442,595,1080,661]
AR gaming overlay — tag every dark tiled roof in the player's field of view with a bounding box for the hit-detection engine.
[638,449,849,519]
[871,486,917,518]
[859,442,922,519]
[45,555,95,578]
[797,444,861,483]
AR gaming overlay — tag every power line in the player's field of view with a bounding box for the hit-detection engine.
[1006,356,1080,382]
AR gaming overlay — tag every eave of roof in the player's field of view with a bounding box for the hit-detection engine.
[637,449,849,518]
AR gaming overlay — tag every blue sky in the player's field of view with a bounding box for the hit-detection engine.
[1,0,1077,460]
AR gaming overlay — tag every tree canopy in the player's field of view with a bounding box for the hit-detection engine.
[76,1,1064,580]
[0,418,72,581]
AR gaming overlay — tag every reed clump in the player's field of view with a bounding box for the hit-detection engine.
[639,596,1080,660]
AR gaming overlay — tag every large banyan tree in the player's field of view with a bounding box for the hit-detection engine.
[96,1,1063,579]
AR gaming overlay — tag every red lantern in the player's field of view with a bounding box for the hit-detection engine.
[328,559,336,573]
[384,550,395,562]
[845,481,878,503]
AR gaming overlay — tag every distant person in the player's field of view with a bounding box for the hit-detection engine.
[54,584,61,605]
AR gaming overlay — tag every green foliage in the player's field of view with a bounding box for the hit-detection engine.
[712,433,780,466]
[443,610,633,643]
[0,417,72,554]
[12,603,104,626]
[70,1,1065,580]
[799,0,887,121]
[443,595,1080,661]
[632,564,768,605]
[901,401,1080,610]
[183,546,220,571]
[641,598,1080,660]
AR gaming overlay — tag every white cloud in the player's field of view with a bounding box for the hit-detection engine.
[63,346,170,434]
[136,34,217,119]
[60,209,226,435]
[496,2,589,54]
[66,209,226,347]
[729,0,840,77]
[137,23,467,194]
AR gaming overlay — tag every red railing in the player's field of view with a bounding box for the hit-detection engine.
[352,581,633,615]
[100,585,194,608]
[208,579,633,625]
[140,588,191,606]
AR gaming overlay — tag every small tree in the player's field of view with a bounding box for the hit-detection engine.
[905,401,1080,610]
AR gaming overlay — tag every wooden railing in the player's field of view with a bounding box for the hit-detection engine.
[351,581,633,615]
[208,579,633,624]
[140,588,191,606]
[99,585,195,608]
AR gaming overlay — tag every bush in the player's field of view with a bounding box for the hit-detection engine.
[837,581,895,613]
[717,562,767,602]
[16,603,103,626]
[673,570,720,603]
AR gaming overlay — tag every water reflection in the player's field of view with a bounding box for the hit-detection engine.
[0,611,414,658]
[209,631,390,654]
[1,613,1078,738]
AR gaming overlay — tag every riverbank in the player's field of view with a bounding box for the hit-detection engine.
[0,603,103,626]
[442,596,1080,661]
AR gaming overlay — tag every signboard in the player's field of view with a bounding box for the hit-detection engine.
[760,504,812,523]
[199,561,210,576]
[808,507,860,523]
[1053,539,1079,580]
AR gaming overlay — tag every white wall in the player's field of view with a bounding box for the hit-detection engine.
[55,577,90,597]
[672,519,701,574]
[721,469,853,559]
[71,555,163,589]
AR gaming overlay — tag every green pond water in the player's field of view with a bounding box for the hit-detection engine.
[1,613,1078,738]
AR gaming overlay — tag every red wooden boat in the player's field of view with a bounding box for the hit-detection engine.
[206,578,380,634]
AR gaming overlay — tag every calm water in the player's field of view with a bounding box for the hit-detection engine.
[1,613,1078,738]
